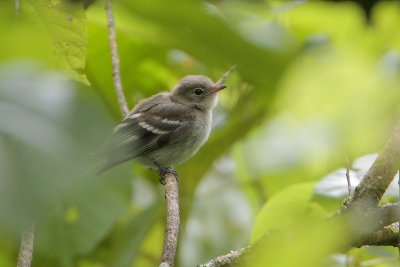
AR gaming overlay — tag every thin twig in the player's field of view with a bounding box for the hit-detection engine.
[160,172,180,267]
[346,157,352,196]
[198,247,247,267]
[105,0,129,117]
[216,65,236,86]
[17,223,35,267]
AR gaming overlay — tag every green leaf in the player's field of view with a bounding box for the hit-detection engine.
[250,182,316,243]
[104,204,163,267]
[0,64,129,266]
[28,0,88,84]
[247,182,344,267]
[36,176,131,266]
[244,216,344,267]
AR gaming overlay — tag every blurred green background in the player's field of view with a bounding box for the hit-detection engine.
[1,0,400,266]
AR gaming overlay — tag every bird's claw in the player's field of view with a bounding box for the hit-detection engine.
[153,161,178,185]
[158,166,178,185]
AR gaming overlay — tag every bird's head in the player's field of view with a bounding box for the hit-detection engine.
[170,75,227,111]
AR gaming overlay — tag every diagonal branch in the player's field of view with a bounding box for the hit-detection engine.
[105,0,129,117]
[333,125,400,243]
[198,124,400,266]
[352,222,400,247]
[340,125,400,212]
[198,246,247,267]
[374,203,400,228]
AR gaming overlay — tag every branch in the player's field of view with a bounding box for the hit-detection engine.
[198,125,400,265]
[337,202,400,243]
[17,223,35,267]
[332,125,400,239]
[105,0,129,117]
[199,220,400,267]
[198,247,248,267]
[353,223,399,247]
[160,172,180,267]
[374,203,400,228]
[340,125,400,212]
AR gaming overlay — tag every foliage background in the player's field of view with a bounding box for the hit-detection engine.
[1,0,400,266]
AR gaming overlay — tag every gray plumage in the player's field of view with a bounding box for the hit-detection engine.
[99,75,227,173]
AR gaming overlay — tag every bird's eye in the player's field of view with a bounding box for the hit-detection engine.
[193,88,204,95]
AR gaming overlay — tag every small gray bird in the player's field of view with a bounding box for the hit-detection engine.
[98,73,230,176]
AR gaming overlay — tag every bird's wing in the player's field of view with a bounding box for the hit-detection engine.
[99,99,194,172]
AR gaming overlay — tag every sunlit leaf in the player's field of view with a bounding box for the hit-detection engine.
[251,182,315,242]
[28,0,88,84]
[243,216,344,267]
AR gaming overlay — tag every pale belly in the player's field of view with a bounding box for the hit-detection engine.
[138,111,212,168]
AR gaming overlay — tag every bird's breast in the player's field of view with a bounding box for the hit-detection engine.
[190,110,212,148]
[138,111,212,167]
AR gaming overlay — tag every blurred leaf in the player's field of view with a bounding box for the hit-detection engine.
[103,203,162,267]
[234,117,338,199]
[243,216,344,267]
[35,174,131,266]
[0,249,13,267]
[235,29,400,203]
[121,0,290,82]
[273,1,365,47]
[372,1,400,52]
[133,220,165,267]
[0,64,130,266]
[251,182,316,242]
[232,144,265,213]
[86,3,177,116]
[0,4,52,66]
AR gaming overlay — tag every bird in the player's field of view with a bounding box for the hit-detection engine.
[98,70,233,180]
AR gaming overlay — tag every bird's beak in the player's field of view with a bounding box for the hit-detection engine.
[207,65,235,95]
[208,84,227,95]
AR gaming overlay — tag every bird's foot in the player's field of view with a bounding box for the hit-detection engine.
[158,167,178,185]
[153,161,178,185]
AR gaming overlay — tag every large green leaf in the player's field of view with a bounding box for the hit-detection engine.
[28,0,88,84]
[243,215,344,267]
[250,182,316,242]
[0,65,130,266]
[103,204,163,267]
